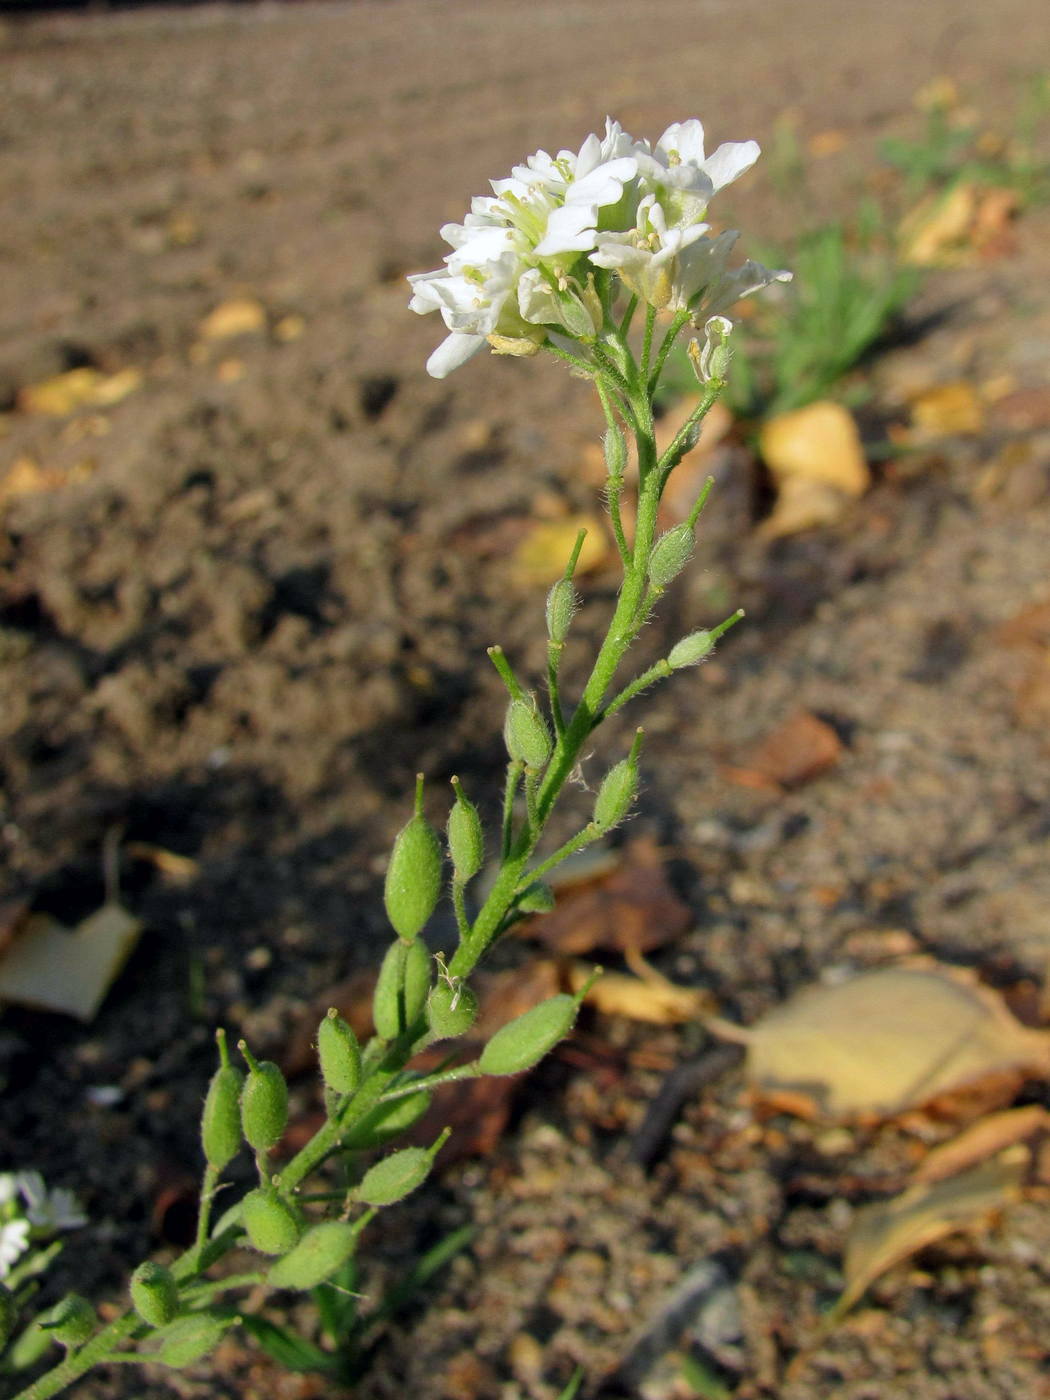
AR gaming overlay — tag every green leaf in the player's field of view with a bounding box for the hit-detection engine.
[371,1224,475,1326]
[239,1315,336,1374]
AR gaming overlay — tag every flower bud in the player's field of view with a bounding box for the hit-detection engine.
[42,1295,95,1349]
[545,577,577,645]
[358,1146,434,1207]
[317,1009,361,1096]
[201,1039,244,1171]
[130,1262,180,1328]
[239,1050,289,1153]
[593,757,638,832]
[152,1312,231,1368]
[0,1284,16,1350]
[668,630,714,669]
[241,1188,302,1256]
[504,699,552,770]
[648,523,695,589]
[447,782,484,884]
[692,315,733,384]
[373,936,431,1040]
[478,993,578,1076]
[517,881,555,914]
[603,425,627,479]
[267,1220,357,1291]
[343,1087,432,1150]
[426,978,478,1039]
[384,808,443,942]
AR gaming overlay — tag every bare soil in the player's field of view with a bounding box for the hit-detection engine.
[1,2,1049,1398]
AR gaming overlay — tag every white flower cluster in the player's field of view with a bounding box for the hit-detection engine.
[0,1170,87,1279]
[409,118,789,378]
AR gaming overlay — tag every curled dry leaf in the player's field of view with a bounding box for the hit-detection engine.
[17,366,142,416]
[722,708,842,792]
[735,966,1050,1118]
[758,401,870,539]
[913,1105,1050,1185]
[0,903,142,1021]
[835,1145,1029,1316]
[567,958,715,1025]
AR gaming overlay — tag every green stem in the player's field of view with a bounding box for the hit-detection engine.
[598,658,673,722]
[14,1315,141,1400]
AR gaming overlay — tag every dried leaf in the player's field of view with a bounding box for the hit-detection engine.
[198,296,267,342]
[17,366,141,416]
[723,709,842,792]
[519,836,691,957]
[741,967,1050,1118]
[758,401,870,539]
[0,903,142,1021]
[899,182,1017,268]
[914,1106,1050,1185]
[510,513,611,587]
[568,960,712,1024]
[836,1146,1028,1315]
[908,382,984,439]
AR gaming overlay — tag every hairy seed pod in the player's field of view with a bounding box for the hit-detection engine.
[240,1056,289,1153]
[478,994,578,1076]
[593,758,638,832]
[603,425,627,478]
[317,1009,361,1095]
[373,937,431,1040]
[545,577,577,645]
[0,1284,16,1350]
[647,523,695,589]
[241,1188,302,1256]
[130,1261,180,1329]
[342,1088,432,1150]
[504,699,552,770]
[384,812,443,941]
[267,1220,357,1291]
[153,1313,230,1368]
[426,978,479,1039]
[358,1146,434,1207]
[667,630,714,669]
[201,1062,244,1171]
[447,785,484,884]
[516,881,555,914]
[43,1295,95,1349]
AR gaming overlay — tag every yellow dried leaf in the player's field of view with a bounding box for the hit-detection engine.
[899,183,980,267]
[909,381,984,438]
[18,366,142,417]
[836,1146,1028,1315]
[914,1105,1050,1185]
[510,513,610,587]
[760,401,870,495]
[568,961,712,1024]
[198,296,266,342]
[742,967,1050,1118]
[0,903,142,1021]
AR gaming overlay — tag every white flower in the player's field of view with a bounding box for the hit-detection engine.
[630,118,761,227]
[0,1218,30,1279]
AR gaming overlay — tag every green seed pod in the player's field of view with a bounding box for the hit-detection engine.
[373,936,431,1039]
[267,1220,357,1291]
[317,1009,361,1095]
[42,1295,95,1350]
[130,1261,180,1328]
[648,523,695,589]
[384,807,443,941]
[603,425,627,478]
[668,630,714,669]
[152,1312,230,1368]
[426,978,479,1039]
[447,781,484,884]
[342,1087,432,1150]
[241,1187,302,1256]
[358,1146,434,1207]
[593,758,638,832]
[504,699,552,770]
[478,994,578,1076]
[201,1045,244,1171]
[0,1283,17,1350]
[239,1051,289,1153]
[545,577,577,645]
[517,881,555,914]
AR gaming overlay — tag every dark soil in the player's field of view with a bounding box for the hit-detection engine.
[1,2,1049,1398]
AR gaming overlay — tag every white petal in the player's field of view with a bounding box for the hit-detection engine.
[426,332,486,378]
[702,140,761,192]
[657,118,706,165]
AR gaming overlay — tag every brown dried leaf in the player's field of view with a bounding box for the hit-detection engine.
[723,708,842,792]
[510,512,611,587]
[742,967,1050,1118]
[568,960,712,1024]
[914,1105,1050,1185]
[519,836,691,956]
[0,903,142,1021]
[836,1146,1028,1315]
[909,381,984,439]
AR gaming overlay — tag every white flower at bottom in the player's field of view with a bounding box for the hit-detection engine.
[0,1217,30,1279]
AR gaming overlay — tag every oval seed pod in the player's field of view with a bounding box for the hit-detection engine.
[426,978,479,1039]
[317,1009,361,1096]
[593,758,638,832]
[239,1052,289,1153]
[373,937,431,1040]
[384,811,443,941]
[241,1188,302,1256]
[201,1059,244,1171]
[603,425,627,478]
[668,630,714,669]
[358,1146,434,1208]
[267,1220,357,1291]
[342,1087,432,1150]
[153,1312,230,1368]
[447,783,484,884]
[0,1283,16,1350]
[478,994,578,1076]
[545,577,577,644]
[130,1261,180,1328]
[648,523,695,589]
[504,699,552,770]
[42,1295,95,1349]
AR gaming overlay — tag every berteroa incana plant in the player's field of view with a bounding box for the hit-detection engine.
[1,116,787,1397]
